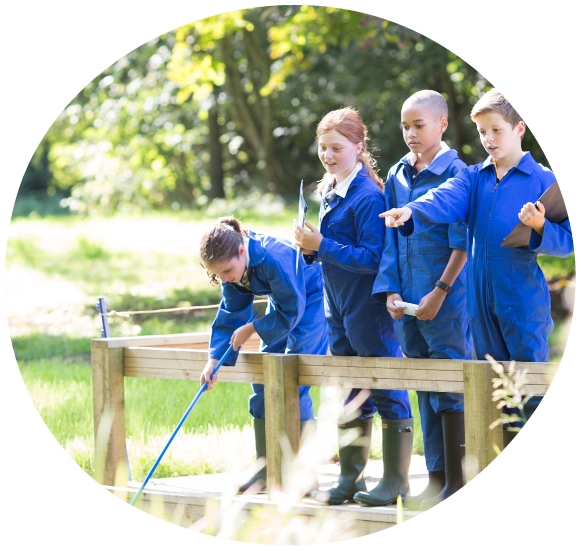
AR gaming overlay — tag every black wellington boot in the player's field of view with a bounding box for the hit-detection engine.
[238,418,267,494]
[353,418,413,507]
[403,470,445,510]
[316,418,373,505]
[420,412,465,510]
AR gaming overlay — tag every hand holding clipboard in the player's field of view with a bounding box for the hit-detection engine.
[501,182,568,248]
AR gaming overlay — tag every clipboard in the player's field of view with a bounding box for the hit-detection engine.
[295,180,308,275]
[501,182,568,248]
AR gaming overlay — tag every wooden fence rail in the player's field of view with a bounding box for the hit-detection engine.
[91,332,558,498]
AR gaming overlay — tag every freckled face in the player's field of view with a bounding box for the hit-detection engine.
[474,111,525,162]
[204,246,247,284]
[317,129,362,184]
[401,105,447,159]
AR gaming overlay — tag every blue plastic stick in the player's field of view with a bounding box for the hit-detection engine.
[130,310,258,506]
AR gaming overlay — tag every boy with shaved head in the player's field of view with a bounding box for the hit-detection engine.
[354,90,472,510]
[381,88,574,502]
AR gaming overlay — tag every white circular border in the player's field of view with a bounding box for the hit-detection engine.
[1,1,578,548]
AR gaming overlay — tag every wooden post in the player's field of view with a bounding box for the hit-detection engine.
[91,339,128,486]
[263,354,300,497]
[463,360,503,482]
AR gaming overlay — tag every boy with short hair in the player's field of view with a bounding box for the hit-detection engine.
[353,90,472,511]
[381,88,574,446]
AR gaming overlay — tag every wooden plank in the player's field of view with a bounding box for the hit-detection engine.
[463,361,503,482]
[263,354,300,497]
[123,357,264,373]
[123,367,263,383]
[93,332,213,349]
[298,355,465,371]
[124,347,263,363]
[109,486,414,537]
[299,376,463,393]
[300,365,464,381]
[92,332,261,350]
[91,341,128,487]
[521,384,554,395]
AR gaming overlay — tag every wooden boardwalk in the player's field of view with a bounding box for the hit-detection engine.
[92,330,558,540]
[106,455,429,539]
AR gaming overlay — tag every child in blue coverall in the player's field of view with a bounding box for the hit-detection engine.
[360,90,472,511]
[294,107,413,506]
[199,216,329,494]
[382,89,574,445]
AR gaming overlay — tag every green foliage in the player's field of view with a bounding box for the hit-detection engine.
[11,333,92,363]
[538,253,576,281]
[132,454,215,479]
[20,5,555,214]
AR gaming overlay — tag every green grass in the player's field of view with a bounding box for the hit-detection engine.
[14,329,423,479]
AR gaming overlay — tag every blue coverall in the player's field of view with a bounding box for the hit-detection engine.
[209,231,329,421]
[373,148,472,471]
[315,167,411,420]
[401,152,574,418]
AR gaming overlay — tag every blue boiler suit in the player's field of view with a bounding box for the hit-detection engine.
[209,231,329,421]
[373,147,472,471]
[315,167,411,420]
[400,152,574,419]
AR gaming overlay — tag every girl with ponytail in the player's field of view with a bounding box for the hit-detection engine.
[199,216,328,494]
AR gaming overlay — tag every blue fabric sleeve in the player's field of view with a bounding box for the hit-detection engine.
[408,168,472,232]
[373,180,402,302]
[318,192,386,273]
[252,250,306,344]
[209,287,254,365]
[447,222,468,251]
[530,217,574,257]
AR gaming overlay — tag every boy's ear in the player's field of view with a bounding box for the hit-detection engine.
[516,120,526,138]
[440,116,449,133]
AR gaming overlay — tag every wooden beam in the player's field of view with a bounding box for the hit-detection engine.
[263,354,301,497]
[463,361,503,482]
[91,340,128,486]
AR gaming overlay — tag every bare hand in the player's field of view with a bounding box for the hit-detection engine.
[230,322,256,351]
[386,292,405,320]
[294,220,323,251]
[519,201,546,235]
[200,358,219,390]
[379,207,412,227]
[416,288,446,321]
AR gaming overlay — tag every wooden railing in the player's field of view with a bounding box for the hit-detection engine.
[91,332,557,497]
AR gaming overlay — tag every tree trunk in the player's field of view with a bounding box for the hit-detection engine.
[208,89,225,200]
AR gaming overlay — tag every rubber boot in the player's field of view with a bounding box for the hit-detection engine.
[353,418,414,507]
[238,418,266,493]
[403,470,445,510]
[316,418,373,505]
[420,412,465,510]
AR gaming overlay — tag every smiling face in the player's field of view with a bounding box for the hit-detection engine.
[474,111,525,164]
[203,245,247,284]
[400,104,447,163]
[317,128,362,184]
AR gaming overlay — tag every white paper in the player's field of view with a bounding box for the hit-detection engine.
[394,300,419,317]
